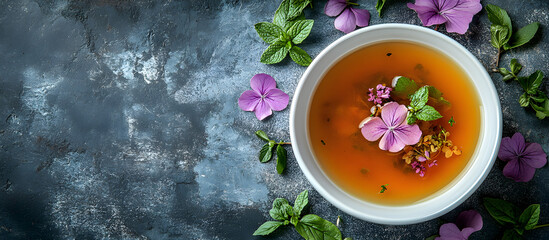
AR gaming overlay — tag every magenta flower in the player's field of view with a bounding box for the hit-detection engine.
[407,0,482,34]
[324,0,370,34]
[418,150,430,162]
[360,102,422,152]
[238,73,289,120]
[368,84,392,104]
[411,161,427,177]
[436,210,483,240]
[498,132,547,182]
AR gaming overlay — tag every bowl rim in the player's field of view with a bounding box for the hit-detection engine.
[289,23,502,225]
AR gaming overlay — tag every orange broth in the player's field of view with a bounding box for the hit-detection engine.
[308,41,480,205]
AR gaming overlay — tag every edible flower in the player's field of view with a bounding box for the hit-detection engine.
[324,0,370,34]
[498,132,547,182]
[368,84,392,105]
[238,73,289,120]
[407,0,482,34]
[436,210,483,240]
[418,150,430,162]
[360,102,422,152]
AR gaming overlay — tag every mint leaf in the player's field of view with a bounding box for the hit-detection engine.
[253,221,284,235]
[505,22,540,50]
[502,228,522,240]
[427,86,450,105]
[255,22,284,44]
[483,198,519,225]
[379,184,388,193]
[276,144,287,174]
[532,100,549,120]
[449,116,455,126]
[510,59,523,76]
[270,198,292,220]
[288,0,312,20]
[409,86,429,110]
[519,204,540,230]
[416,105,443,121]
[375,0,387,17]
[490,25,510,49]
[260,40,289,64]
[406,114,418,125]
[289,46,312,66]
[273,0,291,27]
[486,4,512,35]
[526,70,544,93]
[259,143,274,162]
[295,214,342,240]
[393,76,418,98]
[284,12,305,31]
[255,130,270,142]
[519,93,530,107]
[288,19,314,44]
[293,190,309,217]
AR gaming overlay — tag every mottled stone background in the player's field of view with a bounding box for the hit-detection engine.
[0,0,548,239]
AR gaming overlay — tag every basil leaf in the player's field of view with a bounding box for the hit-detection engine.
[260,40,289,64]
[270,198,291,220]
[427,86,451,105]
[483,197,519,225]
[273,0,291,27]
[290,215,299,226]
[254,22,284,44]
[517,76,529,92]
[289,46,312,66]
[502,228,522,240]
[510,58,522,76]
[259,143,274,162]
[276,144,287,174]
[253,221,284,235]
[288,19,314,44]
[505,22,540,50]
[527,70,544,93]
[295,214,342,240]
[519,204,540,230]
[519,93,530,107]
[416,105,443,121]
[486,4,512,34]
[293,190,309,217]
[490,25,510,49]
[409,86,429,110]
[530,91,547,103]
[255,130,270,142]
[282,203,295,218]
[393,76,418,98]
[288,0,311,20]
[375,0,387,17]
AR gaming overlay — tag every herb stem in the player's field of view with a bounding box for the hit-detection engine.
[278,142,292,145]
[493,48,502,72]
[532,223,549,229]
[346,1,359,6]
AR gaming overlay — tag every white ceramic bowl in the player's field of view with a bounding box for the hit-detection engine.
[290,24,502,225]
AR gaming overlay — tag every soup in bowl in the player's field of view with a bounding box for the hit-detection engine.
[289,24,502,225]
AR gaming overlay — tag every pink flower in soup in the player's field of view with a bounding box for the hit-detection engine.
[498,132,547,182]
[436,209,483,240]
[238,74,289,121]
[407,0,482,34]
[367,84,392,105]
[324,0,370,34]
[360,102,422,152]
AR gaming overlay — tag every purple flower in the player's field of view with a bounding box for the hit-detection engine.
[324,0,370,34]
[411,161,427,177]
[360,102,422,152]
[436,210,483,240]
[498,132,547,182]
[368,84,392,104]
[418,150,430,162]
[407,0,482,34]
[238,73,289,120]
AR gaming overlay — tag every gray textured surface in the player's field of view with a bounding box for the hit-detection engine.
[0,0,548,239]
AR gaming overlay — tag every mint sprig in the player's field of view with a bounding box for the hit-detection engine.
[407,86,443,124]
[256,130,290,174]
[253,190,343,240]
[486,4,540,69]
[255,0,314,66]
[393,77,450,105]
[483,198,549,237]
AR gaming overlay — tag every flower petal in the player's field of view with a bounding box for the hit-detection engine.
[521,142,548,168]
[393,123,422,146]
[437,223,463,239]
[238,90,261,111]
[361,117,387,141]
[350,8,370,27]
[379,130,406,152]
[264,88,289,111]
[460,227,476,240]
[381,102,408,127]
[250,73,276,95]
[254,100,272,121]
[442,0,482,34]
[498,135,521,162]
[503,159,536,182]
[334,8,356,34]
[455,210,483,233]
[324,0,347,17]
[407,3,447,27]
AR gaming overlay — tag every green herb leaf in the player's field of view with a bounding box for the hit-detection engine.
[427,86,451,105]
[519,204,540,230]
[490,25,510,49]
[290,215,299,226]
[406,114,418,125]
[260,40,289,64]
[254,22,284,44]
[288,19,314,44]
[289,46,312,66]
[259,143,274,163]
[255,130,270,142]
[416,105,443,121]
[532,100,549,119]
[502,228,522,240]
[483,197,519,225]
[288,0,312,20]
[519,93,530,107]
[393,76,419,98]
[500,67,510,75]
[375,0,387,17]
[486,4,512,34]
[526,70,544,93]
[517,76,529,92]
[380,184,388,193]
[510,58,522,76]
[276,144,287,174]
[505,22,540,50]
[273,0,291,27]
[503,74,515,81]
[253,221,284,235]
[293,190,309,217]
[270,198,292,220]
[424,235,439,240]
[449,116,455,126]
[409,86,429,110]
[295,214,343,240]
